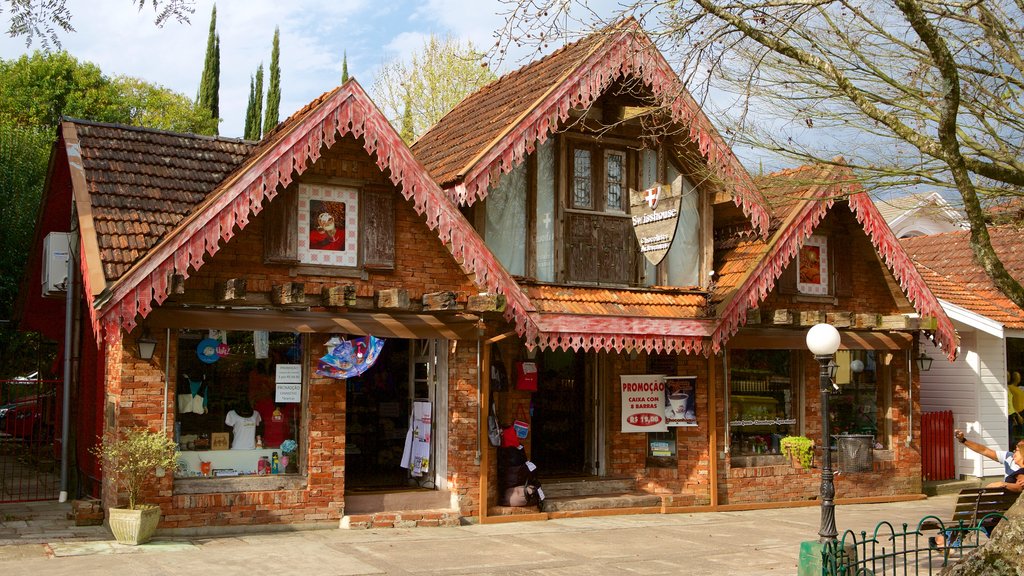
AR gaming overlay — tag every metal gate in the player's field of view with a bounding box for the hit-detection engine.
[922,410,956,481]
[0,378,61,502]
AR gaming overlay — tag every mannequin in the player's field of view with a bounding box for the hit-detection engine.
[225,398,262,449]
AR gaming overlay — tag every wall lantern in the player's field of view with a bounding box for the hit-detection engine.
[916,351,933,372]
[136,330,158,361]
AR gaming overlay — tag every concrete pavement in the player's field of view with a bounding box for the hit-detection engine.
[0,495,957,575]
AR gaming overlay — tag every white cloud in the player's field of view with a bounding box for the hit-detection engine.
[0,0,628,136]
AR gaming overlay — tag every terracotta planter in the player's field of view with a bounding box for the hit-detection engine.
[108,506,161,545]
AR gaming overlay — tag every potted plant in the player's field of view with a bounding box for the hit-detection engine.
[780,436,814,470]
[90,427,179,545]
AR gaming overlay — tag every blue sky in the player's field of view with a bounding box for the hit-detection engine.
[0,0,574,137]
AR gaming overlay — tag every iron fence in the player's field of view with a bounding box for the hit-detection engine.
[822,513,1005,575]
[0,378,61,502]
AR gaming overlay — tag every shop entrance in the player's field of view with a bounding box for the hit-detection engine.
[345,339,447,491]
[532,350,600,478]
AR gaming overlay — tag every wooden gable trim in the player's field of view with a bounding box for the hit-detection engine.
[529,312,712,355]
[92,79,542,345]
[449,20,769,236]
[711,165,958,362]
[712,176,835,353]
[62,122,108,340]
[847,191,958,360]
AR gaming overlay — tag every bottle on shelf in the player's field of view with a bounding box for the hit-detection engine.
[271,451,280,474]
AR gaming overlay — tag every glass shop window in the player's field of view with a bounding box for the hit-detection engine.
[831,350,890,449]
[174,330,304,478]
[728,349,797,460]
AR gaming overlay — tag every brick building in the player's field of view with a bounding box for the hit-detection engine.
[22,20,958,532]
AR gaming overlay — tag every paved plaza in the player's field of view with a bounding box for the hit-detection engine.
[0,494,958,575]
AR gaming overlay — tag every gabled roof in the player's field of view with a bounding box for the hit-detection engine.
[62,121,255,282]
[62,80,535,343]
[411,18,769,235]
[874,192,965,237]
[712,163,958,359]
[900,226,1024,330]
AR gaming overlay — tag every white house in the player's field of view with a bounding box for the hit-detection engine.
[875,192,967,238]
[900,228,1024,479]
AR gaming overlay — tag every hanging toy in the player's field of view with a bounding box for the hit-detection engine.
[316,335,385,379]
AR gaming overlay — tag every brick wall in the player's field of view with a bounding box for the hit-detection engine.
[97,136,484,528]
[719,349,921,504]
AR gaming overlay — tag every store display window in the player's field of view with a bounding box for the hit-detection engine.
[728,349,797,460]
[174,329,304,478]
[831,350,890,449]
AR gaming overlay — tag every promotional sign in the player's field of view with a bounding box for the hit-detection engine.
[629,182,682,266]
[664,376,698,427]
[275,364,302,403]
[620,375,668,432]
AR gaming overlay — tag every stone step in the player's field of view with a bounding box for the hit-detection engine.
[539,477,636,498]
[540,492,662,513]
[923,478,987,497]
[341,509,461,529]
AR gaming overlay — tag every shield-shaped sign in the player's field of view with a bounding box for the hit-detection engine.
[630,181,682,266]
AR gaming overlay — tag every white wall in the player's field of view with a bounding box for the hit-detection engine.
[919,328,1008,478]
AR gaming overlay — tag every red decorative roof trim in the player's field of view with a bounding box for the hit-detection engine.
[712,165,958,361]
[95,80,537,343]
[712,193,833,353]
[529,313,712,354]
[452,22,769,235]
[848,192,958,360]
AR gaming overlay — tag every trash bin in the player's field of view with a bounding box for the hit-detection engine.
[835,434,874,473]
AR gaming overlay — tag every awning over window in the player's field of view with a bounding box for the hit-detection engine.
[146,308,482,340]
[726,327,913,351]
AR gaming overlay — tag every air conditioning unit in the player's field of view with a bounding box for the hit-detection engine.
[42,232,72,298]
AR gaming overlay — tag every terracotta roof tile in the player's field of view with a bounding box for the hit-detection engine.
[412,31,608,188]
[521,283,706,319]
[70,120,254,281]
[900,226,1024,328]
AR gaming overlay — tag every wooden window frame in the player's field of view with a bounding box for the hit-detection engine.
[566,140,630,215]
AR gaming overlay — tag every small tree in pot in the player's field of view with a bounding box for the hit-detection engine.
[90,427,179,545]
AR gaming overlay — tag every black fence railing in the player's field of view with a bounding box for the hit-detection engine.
[822,514,1005,575]
[0,378,61,502]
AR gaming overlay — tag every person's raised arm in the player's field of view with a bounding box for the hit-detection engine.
[955,429,999,462]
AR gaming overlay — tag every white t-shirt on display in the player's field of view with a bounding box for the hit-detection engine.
[225,409,262,450]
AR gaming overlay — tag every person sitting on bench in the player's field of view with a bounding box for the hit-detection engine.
[930,429,1024,548]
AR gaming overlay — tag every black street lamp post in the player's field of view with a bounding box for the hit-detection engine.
[806,323,841,542]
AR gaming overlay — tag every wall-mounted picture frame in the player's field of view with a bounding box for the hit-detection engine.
[297,183,359,267]
[797,234,829,295]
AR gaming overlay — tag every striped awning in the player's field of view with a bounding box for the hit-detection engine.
[146,308,481,340]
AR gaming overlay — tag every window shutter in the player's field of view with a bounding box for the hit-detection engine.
[361,187,395,270]
[264,183,299,263]
[833,235,853,297]
[778,260,798,294]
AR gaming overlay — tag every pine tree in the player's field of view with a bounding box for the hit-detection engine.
[262,27,281,136]
[243,64,264,140]
[243,75,255,139]
[253,64,263,139]
[341,51,349,84]
[196,5,220,134]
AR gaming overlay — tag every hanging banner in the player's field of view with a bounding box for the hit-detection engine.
[620,375,668,432]
[316,335,385,379]
[401,400,432,477]
[665,376,698,427]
